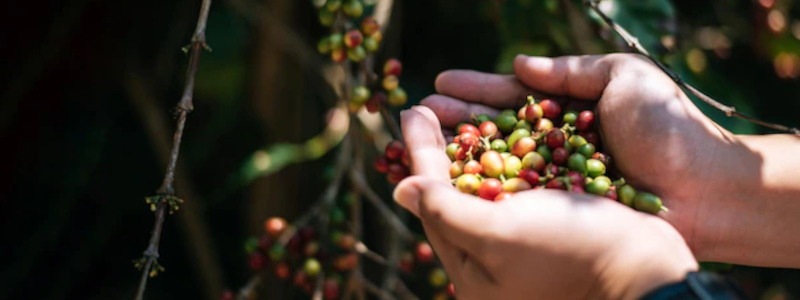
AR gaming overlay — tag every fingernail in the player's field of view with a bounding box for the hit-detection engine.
[515,54,530,60]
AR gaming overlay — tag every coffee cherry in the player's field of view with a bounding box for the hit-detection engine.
[386,163,409,184]
[581,131,599,146]
[576,110,595,131]
[545,163,561,176]
[361,16,379,35]
[446,143,459,161]
[458,132,480,151]
[522,151,546,171]
[507,128,531,149]
[325,0,342,11]
[567,153,588,175]
[317,36,332,54]
[249,252,267,270]
[480,151,505,178]
[511,136,537,158]
[265,217,288,237]
[388,87,407,106]
[545,129,566,150]
[347,45,366,62]
[475,113,492,124]
[503,177,532,192]
[605,188,618,201]
[449,160,464,178]
[517,106,527,121]
[519,169,540,186]
[456,174,480,194]
[293,270,309,287]
[275,262,290,279]
[458,123,481,136]
[383,141,404,161]
[331,47,347,63]
[344,30,363,49]
[429,268,448,288]
[415,241,435,263]
[539,99,561,120]
[515,119,533,131]
[537,118,554,131]
[577,143,596,158]
[374,156,389,173]
[370,30,383,43]
[362,36,379,52]
[618,185,636,207]
[545,179,566,190]
[494,192,514,201]
[552,147,569,165]
[463,160,483,174]
[304,258,322,277]
[383,58,402,76]
[342,0,363,17]
[633,192,663,214]
[504,155,522,178]
[494,114,517,134]
[351,85,371,105]
[571,184,586,193]
[454,147,468,161]
[365,91,385,113]
[536,145,553,163]
[382,75,399,91]
[585,179,610,196]
[323,278,341,300]
[568,135,588,149]
[448,283,456,297]
[479,121,499,137]
[525,103,544,124]
[586,159,606,177]
[565,170,585,187]
[490,139,508,152]
[562,111,578,125]
[478,178,503,200]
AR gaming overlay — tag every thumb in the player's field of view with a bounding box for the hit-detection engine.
[394,176,497,258]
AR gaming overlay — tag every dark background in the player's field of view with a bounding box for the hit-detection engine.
[1,0,799,299]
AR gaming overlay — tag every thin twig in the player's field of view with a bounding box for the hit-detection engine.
[360,275,398,300]
[393,280,420,300]
[349,170,414,242]
[584,0,799,134]
[134,1,213,299]
[312,269,325,300]
[236,274,261,300]
[354,241,387,265]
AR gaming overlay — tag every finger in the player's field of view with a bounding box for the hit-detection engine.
[420,94,501,128]
[514,54,616,100]
[435,70,531,108]
[410,105,447,148]
[400,108,451,181]
[394,176,497,259]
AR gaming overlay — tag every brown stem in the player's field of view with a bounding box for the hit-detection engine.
[349,169,414,242]
[584,0,799,135]
[135,1,213,299]
[236,274,261,300]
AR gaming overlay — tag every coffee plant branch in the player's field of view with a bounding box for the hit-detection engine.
[133,0,213,299]
[585,0,800,135]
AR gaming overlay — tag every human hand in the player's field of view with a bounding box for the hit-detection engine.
[420,54,754,263]
[393,106,698,300]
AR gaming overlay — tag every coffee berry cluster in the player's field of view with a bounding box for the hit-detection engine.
[447,96,665,214]
[314,0,408,112]
[374,140,411,184]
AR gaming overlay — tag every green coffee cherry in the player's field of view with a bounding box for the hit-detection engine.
[586,159,606,177]
[585,179,610,196]
[633,192,663,214]
[567,153,588,175]
[618,185,636,207]
[491,139,508,152]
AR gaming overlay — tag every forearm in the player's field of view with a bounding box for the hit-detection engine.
[697,134,800,267]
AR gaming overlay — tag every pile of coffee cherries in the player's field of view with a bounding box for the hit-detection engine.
[374,140,411,184]
[447,96,664,214]
[314,0,407,112]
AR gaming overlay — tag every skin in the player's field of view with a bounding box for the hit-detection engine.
[393,53,800,299]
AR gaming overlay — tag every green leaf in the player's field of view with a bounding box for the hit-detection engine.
[594,0,676,55]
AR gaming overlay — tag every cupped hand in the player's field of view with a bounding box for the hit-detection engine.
[393,106,697,300]
[421,54,745,261]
